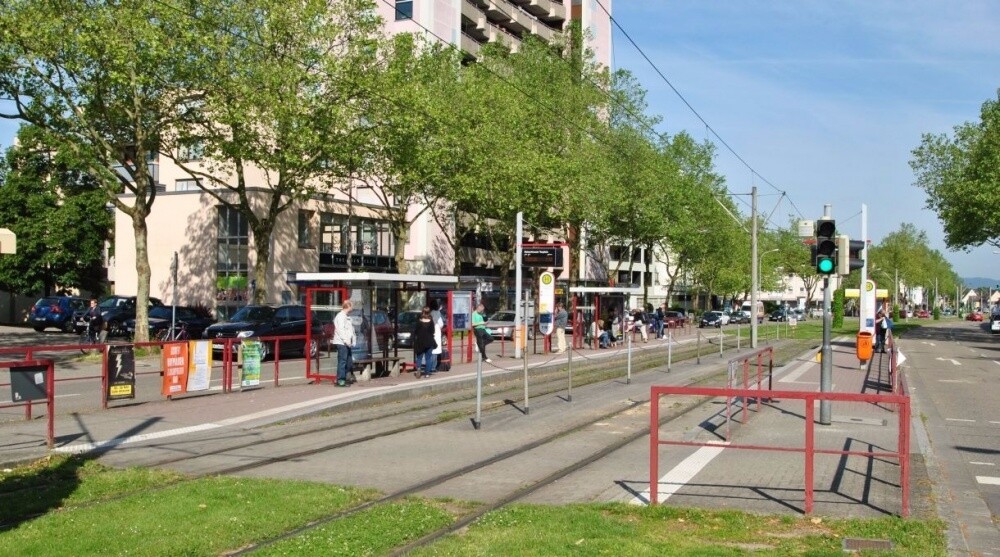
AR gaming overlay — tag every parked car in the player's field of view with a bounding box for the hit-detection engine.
[393,310,423,348]
[28,296,87,332]
[75,295,165,337]
[727,310,750,325]
[768,310,789,322]
[203,304,325,359]
[124,305,216,340]
[916,309,931,319]
[967,311,984,322]
[699,311,725,328]
[662,311,686,328]
[488,310,534,340]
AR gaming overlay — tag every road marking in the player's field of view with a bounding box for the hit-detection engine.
[938,380,971,383]
[936,357,962,366]
[897,350,906,366]
[989,421,1000,425]
[976,476,1000,486]
[632,443,727,505]
[920,341,936,346]
[946,418,976,423]
[971,462,996,466]
[994,361,1000,367]
[54,393,81,399]
[778,359,813,383]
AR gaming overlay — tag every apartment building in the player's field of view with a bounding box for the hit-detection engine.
[111,1,613,317]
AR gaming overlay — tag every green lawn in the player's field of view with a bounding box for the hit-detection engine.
[0,456,947,556]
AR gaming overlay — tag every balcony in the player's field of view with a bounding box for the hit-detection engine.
[460,32,482,58]
[509,0,566,24]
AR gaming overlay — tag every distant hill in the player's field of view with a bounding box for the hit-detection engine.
[964,277,1000,289]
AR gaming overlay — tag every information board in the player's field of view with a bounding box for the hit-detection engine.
[240,340,262,388]
[107,345,136,400]
[160,342,188,397]
[10,365,47,402]
[186,340,213,392]
[522,247,563,268]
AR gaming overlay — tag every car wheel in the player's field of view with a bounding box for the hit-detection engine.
[33,326,45,332]
[303,339,318,358]
[62,320,75,333]
[259,341,272,361]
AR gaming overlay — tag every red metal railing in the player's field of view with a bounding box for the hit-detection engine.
[649,385,910,515]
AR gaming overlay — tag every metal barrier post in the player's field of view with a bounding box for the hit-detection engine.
[472,351,483,430]
[742,360,750,423]
[46,361,54,448]
[566,339,573,402]
[900,396,911,517]
[523,339,530,415]
[649,389,660,505]
[696,331,701,364]
[805,397,815,514]
[626,326,633,384]
[737,323,741,350]
[667,330,672,372]
[719,326,723,358]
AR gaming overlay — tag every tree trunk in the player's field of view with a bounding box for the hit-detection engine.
[251,219,273,305]
[393,219,409,274]
[132,213,152,343]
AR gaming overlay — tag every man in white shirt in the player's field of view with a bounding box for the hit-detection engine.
[333,300,356,387]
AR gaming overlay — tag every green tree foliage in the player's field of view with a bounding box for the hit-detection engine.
[911,91,1000,251]
[162,0,383,302]
[0,0,199,340]
[832,288,845,328]
[0,127,111,295]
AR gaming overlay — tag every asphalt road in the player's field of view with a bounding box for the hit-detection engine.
[902,318,1000,555]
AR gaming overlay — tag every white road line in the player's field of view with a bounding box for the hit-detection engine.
[54,393,81,399]
[994,361,1000,367]
[946,418,976,423]
[631,444,727,505]
[938,380,972,383]
[778,359,814,383]
[976,476,1000,486]
[53,384,396,454]
[989,422,1000,426]
[971,462,996,466]
[936,357,962,366]
[897,350,906,366]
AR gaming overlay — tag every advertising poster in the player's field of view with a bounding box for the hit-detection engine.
[161,342,189,396]
[452,291,472,331]
[107,345,136,401]
[241,340,262,388]
[186,340,213,392]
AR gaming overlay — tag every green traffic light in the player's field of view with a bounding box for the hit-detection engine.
[817,258,834,273]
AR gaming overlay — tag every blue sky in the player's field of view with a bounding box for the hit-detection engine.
[609,0,1000,281]
[1,1,998,280]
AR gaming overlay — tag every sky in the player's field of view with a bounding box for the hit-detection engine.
[608,0,1000,281]
[1,1,998,280]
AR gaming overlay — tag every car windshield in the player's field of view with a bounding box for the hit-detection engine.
[490,311,516,321]
[706,312,720,318]
[397,312,420,325]
[36,297,62,307]
[98,297,124,309]
[149,306,176,319]
[229,306,274,321]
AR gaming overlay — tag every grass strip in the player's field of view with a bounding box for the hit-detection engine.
[413,504,947,556]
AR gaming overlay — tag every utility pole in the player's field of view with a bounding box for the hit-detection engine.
[750,186,759,348]
[515,212,524,359]
[819,204,833,426]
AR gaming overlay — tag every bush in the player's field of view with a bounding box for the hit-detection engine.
[933,307,941,320]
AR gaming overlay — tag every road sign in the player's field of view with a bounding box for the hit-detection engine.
[539,271,555,335]
[522,247,563,268]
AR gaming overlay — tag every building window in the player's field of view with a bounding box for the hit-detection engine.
[298,210,315,248]
[175,179,200,192]
[394,0,413,20]
[178,140,205,162]
[217,206,249,319]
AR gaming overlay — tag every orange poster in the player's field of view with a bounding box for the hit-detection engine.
[161,342,190,396]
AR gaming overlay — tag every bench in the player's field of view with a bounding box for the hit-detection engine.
[352,356,401,381]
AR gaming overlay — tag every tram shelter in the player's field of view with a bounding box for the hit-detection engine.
[291,272,464,382]
[568,286,643,349]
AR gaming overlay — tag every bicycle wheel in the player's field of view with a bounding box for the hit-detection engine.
[155,328,172,342]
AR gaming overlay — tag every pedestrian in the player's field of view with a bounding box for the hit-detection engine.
[654,304,665,339]
[430,299,445,370]
[553,302,568,354]
[412,307,437,378]
[472,303,492,363]
[333,300,356,387]
[874,309,887,353]
[633,309,648,343]
[596,319,610,348]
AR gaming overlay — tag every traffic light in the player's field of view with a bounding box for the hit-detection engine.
[814,218,837,274]
[837,235,865,275]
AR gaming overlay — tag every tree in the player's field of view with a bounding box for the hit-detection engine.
[0,126,111,296]
[162,0,383,303]
[911,91,1000,251]
[0,0,200,340]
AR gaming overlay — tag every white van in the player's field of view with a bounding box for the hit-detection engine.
[741,300,765,323]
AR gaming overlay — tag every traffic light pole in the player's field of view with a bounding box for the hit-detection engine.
[820,276,832,425]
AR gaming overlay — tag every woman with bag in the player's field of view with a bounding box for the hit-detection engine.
[413,307,437,378]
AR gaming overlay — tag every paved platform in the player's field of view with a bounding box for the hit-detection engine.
[1,331,933,524]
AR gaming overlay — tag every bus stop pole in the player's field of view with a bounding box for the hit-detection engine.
[626,322,632,385]
[567,333,573,402]
[473,352,483,430]
[667,330,673,372]
[523,341,530,415]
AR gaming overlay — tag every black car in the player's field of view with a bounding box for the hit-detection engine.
[202,304,326,359]
[28,296,87,332]
[125,305,216,340]
[699,311,724,328]
[75,295,165,336]
[393,310,422,348]
[768,310,789,322]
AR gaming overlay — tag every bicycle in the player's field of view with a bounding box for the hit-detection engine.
[156,322,190,342]
[79,319,107,355]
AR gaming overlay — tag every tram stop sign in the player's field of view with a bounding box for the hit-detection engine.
[538,271,555,335]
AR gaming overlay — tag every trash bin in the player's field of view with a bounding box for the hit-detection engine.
[856,331,874,361]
